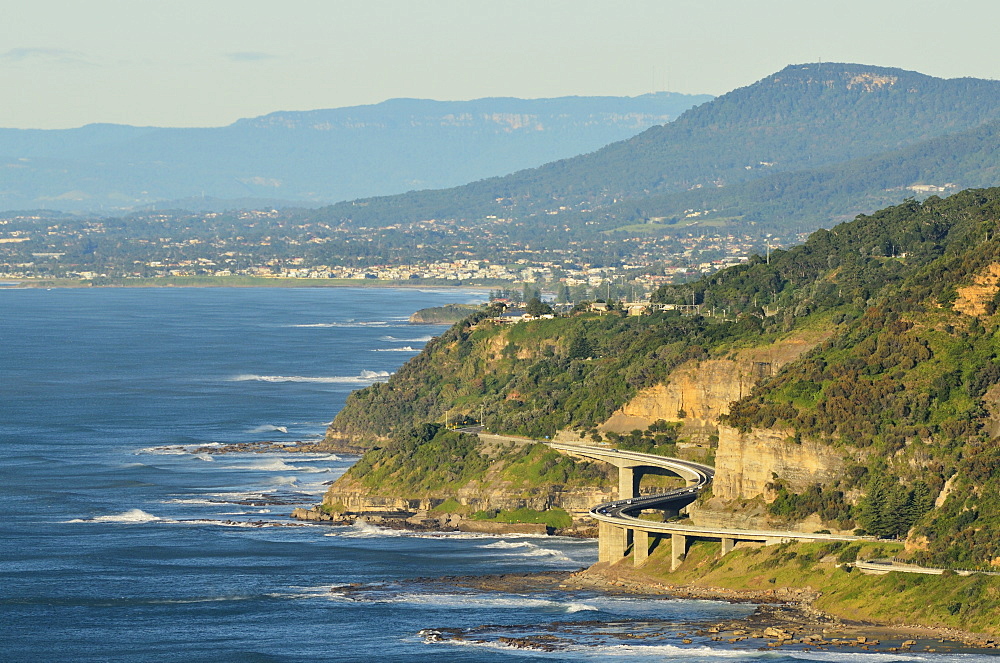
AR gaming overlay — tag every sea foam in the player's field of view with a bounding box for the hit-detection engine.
[67,509,170,524]
[286,321,389,328]
[248,424,289,434]
[481,539,576,563]
[230,371,390,384]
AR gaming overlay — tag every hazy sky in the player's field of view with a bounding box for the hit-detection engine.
[3,0,999,129]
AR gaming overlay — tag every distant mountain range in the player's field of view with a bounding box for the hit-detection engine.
[0,93,711,213]
[306,63,1000,236]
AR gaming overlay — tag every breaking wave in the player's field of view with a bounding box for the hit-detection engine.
[228,458,331,473]
[66,509,171,524]
[328,520,489,540]
[230,371,391,384]
[248,424,289,434]
[286,321,390,328]
[480,539,577,562]
[327,589,599,613]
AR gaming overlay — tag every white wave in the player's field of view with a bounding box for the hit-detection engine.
[200,491,296,504]
[234,459,299,471]
[66,509,172,524]
[783,652,936,662]
[327,521,489,540]
[520,548,575,562]
[425,638,518,653]
[381,335,433,342]
[430,639,797,658]
[137,445,188,455]
[291,453,341,462]
[286,321,389,328]
[162,498,223,505]
[270,476,299,486]
[187,519,306,529]
[480,539,575,563]
[279,586,340,599]
[138,442,224,455]
[248,424,289,434]
[566,642,753,658]
[297,479,341,495]
[327,589,599,613]
[373,346,419,352]
[394,593,595,612]
[230,371,390,384]
[229,458,331,473]
[482,540,535,549]
[194,454,215,462]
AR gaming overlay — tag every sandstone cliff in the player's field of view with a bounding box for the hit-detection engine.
[954,262,1000,317]
[601,334,822,436]
[597,329,852,529]
[710,425,847,501]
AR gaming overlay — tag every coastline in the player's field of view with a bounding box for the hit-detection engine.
[404,567,999,654]
[296,504,1000,651]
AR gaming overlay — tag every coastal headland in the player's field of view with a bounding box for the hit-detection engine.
[291,190,1000,649]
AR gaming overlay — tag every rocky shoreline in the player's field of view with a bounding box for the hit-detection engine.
[395,569,1000,655]
[189,440,332,455]
[290,504,596,537]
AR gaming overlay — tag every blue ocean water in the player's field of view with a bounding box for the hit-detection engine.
[0,287,992,662]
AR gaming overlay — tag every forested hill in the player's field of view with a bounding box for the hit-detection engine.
[308,63,1000,233]
[330,188,1000,567]
[615,118,1000,233]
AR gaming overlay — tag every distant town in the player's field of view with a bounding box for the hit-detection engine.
[0,208,807,298]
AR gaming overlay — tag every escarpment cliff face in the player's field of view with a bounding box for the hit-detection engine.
[954,262,1000,318]
[710,425,847,501]
[598,330,849,522]
[601,333,824,435]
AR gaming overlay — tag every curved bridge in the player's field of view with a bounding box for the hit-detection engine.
[548,442,861,569]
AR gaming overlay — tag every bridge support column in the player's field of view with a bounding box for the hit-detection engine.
[618,466,639,499]
[633,529,650,567]
[671,533,687,571]
[721,537,736,557]
[599,521,628,563]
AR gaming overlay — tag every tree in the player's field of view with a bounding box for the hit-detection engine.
[525,297,553,317]
[567,334,593,359]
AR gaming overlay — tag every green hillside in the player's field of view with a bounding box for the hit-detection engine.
[330,188,1000,569]
[616,118,1000,233]
[308,64,1000,235]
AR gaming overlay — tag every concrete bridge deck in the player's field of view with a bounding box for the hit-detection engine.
[547,441,862,569]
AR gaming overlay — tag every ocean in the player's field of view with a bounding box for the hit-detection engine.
[0,287,993,662]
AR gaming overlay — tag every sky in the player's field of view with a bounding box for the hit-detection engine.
[3,0,1000,130]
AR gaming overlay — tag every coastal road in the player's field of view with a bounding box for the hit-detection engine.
[546,441,863,567]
